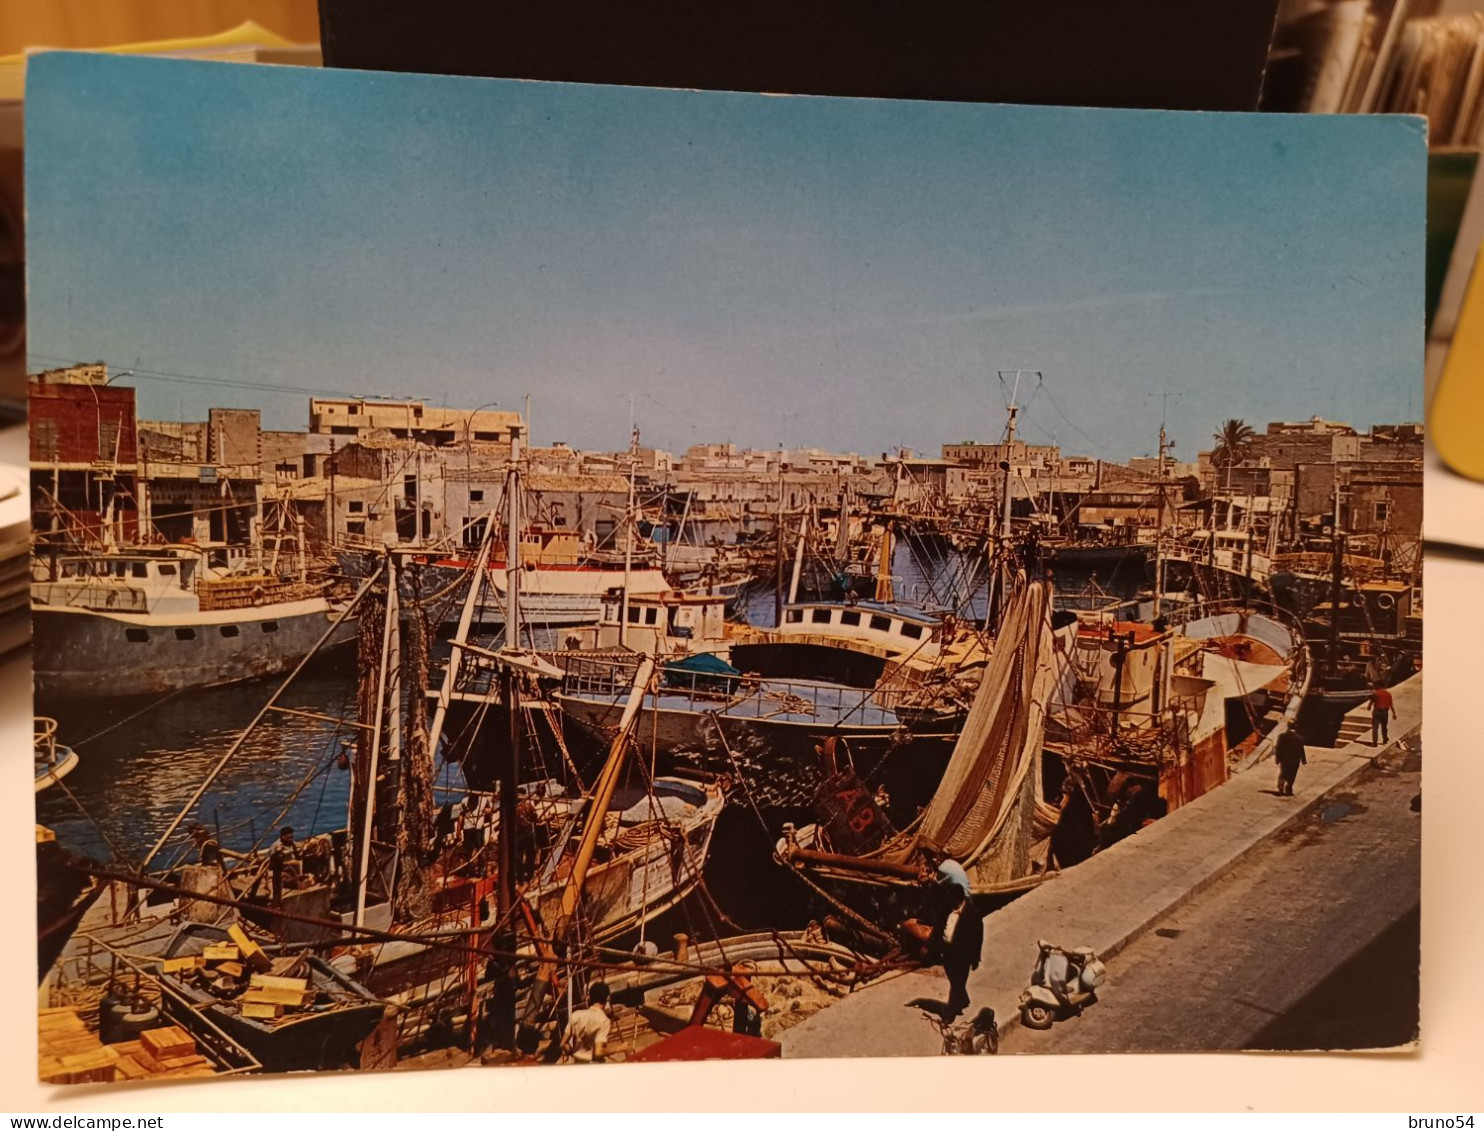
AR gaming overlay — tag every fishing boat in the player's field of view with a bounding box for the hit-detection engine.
[36,825,103,985]
[778,574,1060,896]
[153,923,389,1072]
[778,576,1311,896]
[34,716,79,793]
[554,652,934,763]
[31,546,357,700]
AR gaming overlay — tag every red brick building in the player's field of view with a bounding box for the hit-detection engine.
[29,364,141,545]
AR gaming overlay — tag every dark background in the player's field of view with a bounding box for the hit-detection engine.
[319,0,1282,113]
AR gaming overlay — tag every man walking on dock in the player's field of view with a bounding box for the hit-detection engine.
[1275,726,1307,797]
[1366,683,1397,745]
[917,841,982,1018]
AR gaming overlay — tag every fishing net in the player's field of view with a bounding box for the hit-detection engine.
[883,574,1057,883]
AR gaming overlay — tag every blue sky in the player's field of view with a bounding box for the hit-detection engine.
[25,53,1425,462]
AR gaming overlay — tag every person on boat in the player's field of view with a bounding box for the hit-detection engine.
[188,824,224,868]
[562,982,615,1064]
[1365,682,1397,745]
[269,826,300,902]
[1275,726,1307,797]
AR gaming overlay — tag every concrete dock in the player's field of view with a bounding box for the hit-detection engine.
[781,672,1423,1059]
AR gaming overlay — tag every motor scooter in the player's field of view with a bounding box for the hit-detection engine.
[1018,939,1105,1030]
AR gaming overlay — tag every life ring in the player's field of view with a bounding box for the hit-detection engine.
[1375,592,1396,611]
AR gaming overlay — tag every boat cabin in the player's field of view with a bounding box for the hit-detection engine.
[31,550,201,616]
[1072,619,1200,717]
[564,590,730,656]
[775,600,940,657]
[496,526,584,567]
[1186,528,1264,576]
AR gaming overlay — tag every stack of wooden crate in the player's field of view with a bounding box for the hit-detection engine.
[38,1012,215,1084]
[110,1026,216,1081]
[38,1007,117,1084]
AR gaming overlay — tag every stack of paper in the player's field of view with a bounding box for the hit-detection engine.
[0,465,27,654]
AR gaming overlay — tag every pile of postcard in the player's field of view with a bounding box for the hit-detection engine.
[0,462,27,654]
[1272,1,1484,144]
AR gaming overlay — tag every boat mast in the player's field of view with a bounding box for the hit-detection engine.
[353,552,399,928]
[874,520,894,603]
[773,453,785,626]
[1328,473,1344,678]
[621,426,636,648]
[788,507,810,605]
[1154,419,1167,619]
[426,513,497,759]
[523,658,656,1022]
[986,370,1023,630]
[506,430,523,650]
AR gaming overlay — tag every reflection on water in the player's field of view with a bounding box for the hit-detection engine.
[35,662,468,867]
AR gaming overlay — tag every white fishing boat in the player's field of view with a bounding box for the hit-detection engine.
[31,547,356,700]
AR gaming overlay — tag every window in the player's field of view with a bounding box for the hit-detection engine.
[470,490,484,503]
[349,404,360,415]
[870,615,892,632]
[840,611,861,627]
[404,474,418,502]
[157,564,177,577]
[125,628,149,643]
[811,608,832,625]
[627,607,641,623]
[1374,502,1391,523]
[131,563,148,578]
[99,419,120,462]
[34,418,58,460]
[220,625,240,638]
[785,609,803,624]
[645,608,658,625]
[175,627,196,641]
[346,521,366,536]
[261,621,279,633]
[901,623,925,640]
[349,500,364,513]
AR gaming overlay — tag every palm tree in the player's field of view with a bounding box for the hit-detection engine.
[1211,419,1256,491]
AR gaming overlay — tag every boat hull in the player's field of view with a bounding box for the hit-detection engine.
[32,599,357,701]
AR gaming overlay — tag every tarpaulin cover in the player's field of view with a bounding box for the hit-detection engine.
[627,1027,781,1061]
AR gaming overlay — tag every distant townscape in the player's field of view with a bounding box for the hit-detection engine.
[29,364,1421,567]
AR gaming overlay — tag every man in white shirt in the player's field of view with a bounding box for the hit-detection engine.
[562,982,614,1063]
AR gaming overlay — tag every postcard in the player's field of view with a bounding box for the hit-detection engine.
[26,52,1422,1085]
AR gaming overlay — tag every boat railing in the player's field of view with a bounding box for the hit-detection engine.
[556,650,894,720]
[34,716,59,769]
[1048,698,1198,756]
